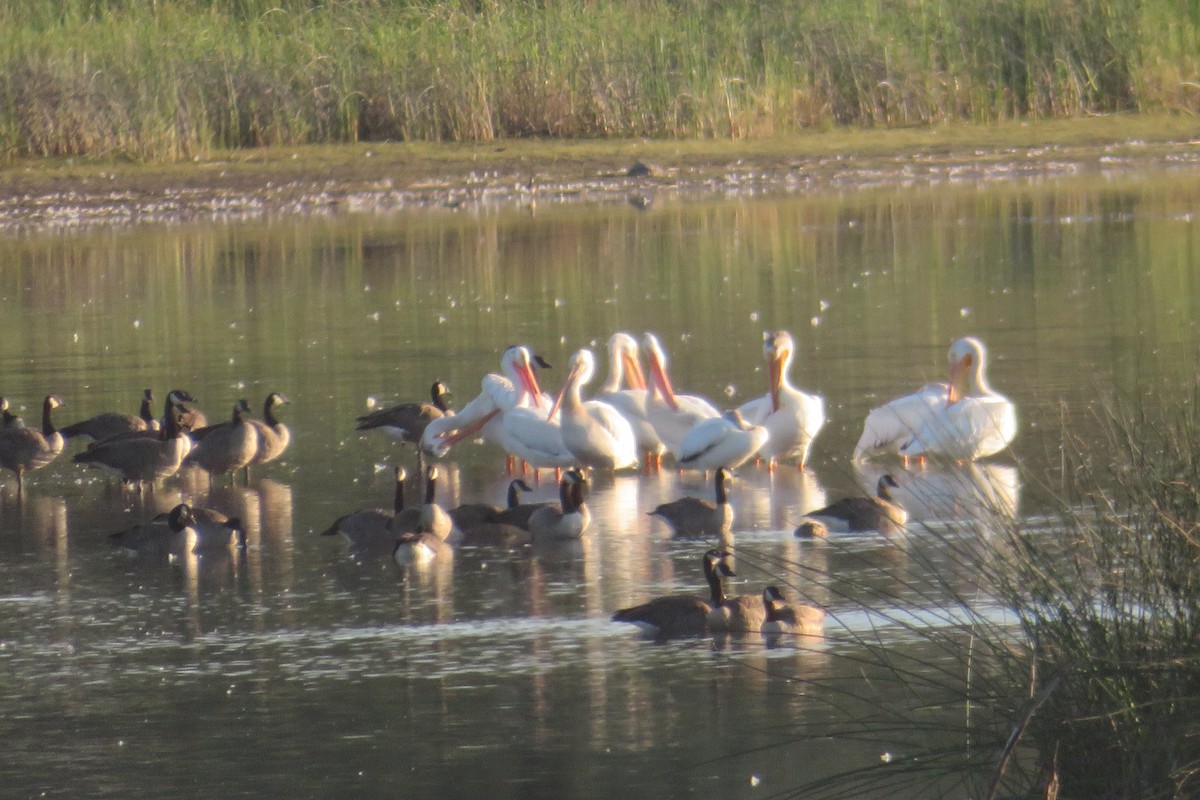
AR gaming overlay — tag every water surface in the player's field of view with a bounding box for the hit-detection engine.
[1,168,1199,798]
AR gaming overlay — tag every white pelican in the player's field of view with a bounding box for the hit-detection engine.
[677,408,768,472]
[853,336,1016,463]
[548,348,638,471]
[737,330,825,469]
[595,332,666,467]
[434,345,574,477]
[641,332,721,460]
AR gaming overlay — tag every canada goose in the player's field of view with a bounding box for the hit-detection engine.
[705,556,772,633]
[455,479,543,546]
[611,549,733,637]
[87,389,195,448]
[392,527,453,566]
[491,478,554,529]
[321,466,416,557]
[794,474,907,537]
[73,395,191,487]
[110,503,245,559]
[356,380,452,444]
[183,399,257,478]
[527,469,590,541]
[392,465,459,544]
[247,392,291,468]
[760,586,825,637]
[357,381,452,471]
[0,395,64,492]
[648,467,734,538]
[60,388,157,442]
[1,397,25,429]
[109,502,195,559]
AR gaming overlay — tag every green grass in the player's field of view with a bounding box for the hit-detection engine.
[1,0,1197,162]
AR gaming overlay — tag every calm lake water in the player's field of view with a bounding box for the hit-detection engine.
[1,162,1199,798]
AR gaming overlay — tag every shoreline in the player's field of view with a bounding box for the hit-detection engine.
[2,117,1199,232]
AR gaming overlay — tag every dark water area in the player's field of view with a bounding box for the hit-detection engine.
[1,168,1198,798]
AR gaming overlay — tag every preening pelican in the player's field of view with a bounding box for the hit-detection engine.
[854,336,1016,462]
[641,332,721,460]
[677,409,767,472]
[737,330,825,469]
[433,345,574,476]
[549,348,638,471]
[595,332,666,467]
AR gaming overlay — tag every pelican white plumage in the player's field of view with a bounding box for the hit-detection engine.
[854,336,1016,463]
[549,348,638,471]
[677,409,767,472]
[433,345,574,476]
[737,330,825,469]
[595,332,665,467]
[641,332,721,460]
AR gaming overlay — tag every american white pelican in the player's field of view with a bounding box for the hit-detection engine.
[677,409,768,472]
[432,346,574,476]
[854,336,1016,463]
[549,348,639,471]
[641,332,721,460]
[794,474,907,537]
[760,586,825,637]
[737,330,825,469]
[595,332,666,467]
[648,466,735,538]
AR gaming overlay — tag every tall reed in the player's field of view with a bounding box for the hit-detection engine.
[755,384,1200,798]
[0,0,1194,161]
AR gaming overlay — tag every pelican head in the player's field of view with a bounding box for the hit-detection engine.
[765,330,795,412]
[606,332,647,391]
[947,336,989,402]
[549,348,597,419]
[641,332,679,410]
[501,345,545,404]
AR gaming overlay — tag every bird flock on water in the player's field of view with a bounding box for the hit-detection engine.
[0,329,1016,640]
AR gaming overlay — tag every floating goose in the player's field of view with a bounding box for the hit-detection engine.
[392,465,460,563]
[184,399,257,478]
[321,466,415,557]
[549,348,639,471]
[109,502,195,559]
[737,330,826,468]
[760,586,825,637]
[795,474,907,537]
[60,388,157,442]
[527,469,590,540]
[0,395,64,492]
[648,467,735,538]
[611,549,733,637]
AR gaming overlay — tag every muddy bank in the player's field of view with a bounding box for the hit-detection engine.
[2,129,1199,232]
